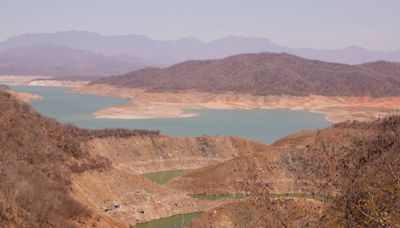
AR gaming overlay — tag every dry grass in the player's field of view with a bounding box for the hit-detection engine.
[92,52,400,97]
[0,91,158,227]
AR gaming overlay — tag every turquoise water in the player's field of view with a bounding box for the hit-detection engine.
[10,86,330,144]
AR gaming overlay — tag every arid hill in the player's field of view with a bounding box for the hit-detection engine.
[172,116,400,227]
[2,88,400,227]
[0,90,271,227]
[0,91,149,227]
[91,52,400,97]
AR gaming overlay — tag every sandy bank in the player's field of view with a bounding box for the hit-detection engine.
[71,84,400,123]
[8,90,42,103]
[0,75,89,88]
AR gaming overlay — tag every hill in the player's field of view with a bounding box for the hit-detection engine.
[0,91,135,227]
[91,52,400,97]
[0,90,269,226]
[172,116,400,227]
[2,88,400,227]
[0,44,150,77]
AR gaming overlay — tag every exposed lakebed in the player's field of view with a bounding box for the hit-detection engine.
[10,86,329,144]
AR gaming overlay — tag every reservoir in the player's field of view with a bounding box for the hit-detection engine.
[10,86,330,144]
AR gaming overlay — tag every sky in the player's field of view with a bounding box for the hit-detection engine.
[1,0,399,51]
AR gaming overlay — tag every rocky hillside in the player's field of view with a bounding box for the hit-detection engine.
[0,90,269,227]
[2,88,399,227]
[0,91,144,227]
[91,52,400,97]
[171,116,400,227]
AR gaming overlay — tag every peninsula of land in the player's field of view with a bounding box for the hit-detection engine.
[72,52,400,123]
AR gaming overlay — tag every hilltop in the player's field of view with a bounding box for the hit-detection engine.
[91,52,400,97]
[71,52,400,122]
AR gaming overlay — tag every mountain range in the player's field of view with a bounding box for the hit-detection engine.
[0,31,400,77]
[0,44,151,77]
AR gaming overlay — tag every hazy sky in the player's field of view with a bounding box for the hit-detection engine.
[1,0,399,51]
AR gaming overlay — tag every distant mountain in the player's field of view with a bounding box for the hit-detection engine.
[0,44,150,77]
[291,46,400,65]
[92,52,400,97]
[1,31,400,64]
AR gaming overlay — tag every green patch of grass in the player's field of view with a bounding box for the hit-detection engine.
[131,212,202,228]
[143,169,192,185]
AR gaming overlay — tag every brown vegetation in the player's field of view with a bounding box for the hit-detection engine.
[302,116,400,227]
[0,91,157,227]
[2,87,400,227]
[174,115,400,227]
[92,52,400,97]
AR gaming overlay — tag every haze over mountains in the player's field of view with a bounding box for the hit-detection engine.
[0,44,150,77]
[1,31,400,77]
[92,52,400,97]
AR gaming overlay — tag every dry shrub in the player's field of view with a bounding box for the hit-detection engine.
[304,114,400,227]
[0,91,158,227]
[236,114,400,227]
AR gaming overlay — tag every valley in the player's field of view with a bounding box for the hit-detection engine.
[2,88,399,227]
[2,51,399,227]
[2,2,400,227]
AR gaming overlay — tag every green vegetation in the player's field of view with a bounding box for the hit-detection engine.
[132,212,202,228]
[143,169,192,185]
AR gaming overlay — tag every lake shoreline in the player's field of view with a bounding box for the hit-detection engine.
[71,84,400,123]
[0,75,89,88]
[8,85,330,144]
[7,90,43,103]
